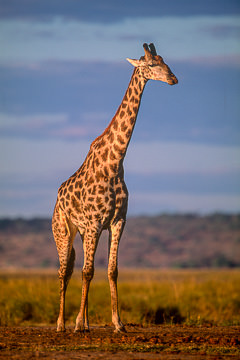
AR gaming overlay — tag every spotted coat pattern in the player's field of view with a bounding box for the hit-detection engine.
[52,43,178,333]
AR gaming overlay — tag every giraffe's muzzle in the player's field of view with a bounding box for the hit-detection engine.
[168,75,178,85]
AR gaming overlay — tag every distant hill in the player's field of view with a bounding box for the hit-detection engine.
[0,214,240,269]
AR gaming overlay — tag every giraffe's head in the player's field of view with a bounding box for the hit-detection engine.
[127,43,178,85]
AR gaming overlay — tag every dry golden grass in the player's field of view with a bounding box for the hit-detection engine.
[0,268,240,326]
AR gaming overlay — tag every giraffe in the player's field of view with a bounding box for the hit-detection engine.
[52,43,178,333]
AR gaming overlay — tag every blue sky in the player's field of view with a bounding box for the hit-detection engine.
[0,0,240,217]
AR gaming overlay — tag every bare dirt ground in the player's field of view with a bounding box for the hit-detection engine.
[0,324,239,360]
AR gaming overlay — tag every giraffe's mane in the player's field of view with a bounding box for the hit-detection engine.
[90,68,137,149]
[90,112,117,149]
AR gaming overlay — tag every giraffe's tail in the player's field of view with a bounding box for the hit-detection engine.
[66,246,76,286]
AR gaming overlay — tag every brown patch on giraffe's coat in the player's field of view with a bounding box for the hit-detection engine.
[109,199,115,208]
[71,196,81,211]
[120,110,125,118]
[116,187,121,195]
[96,170,104,182]
[94,213,101,221]
[127,107,132,116]
[95,158,100,167]
[101,148,109,162]
[97,203,104,210]
[104,166,109,177]
[113,120,118,130]
[96,196,102,204]
[139,81,143,91]
[110,151,116,161]
[81,189,86,202]
[110,164,117,173]
[108,132,114,144]
[88,176,94,185]
[121,122,127,132]
[75,191,80,199]
[126,129,132,139]
[101,139,106,147]
[130,117,135,125]
[117,135,125,145]
[98,185,105,195]
[75,181,82,189]
[113,143,121,153]
[116,196,124,205]
[88,214,92,221]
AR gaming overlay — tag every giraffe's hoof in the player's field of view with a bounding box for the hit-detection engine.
[74,328,84,333]
[56,318,66,332]
[56,326,66,333]
[114,325,127,334]
[74,326,87,334]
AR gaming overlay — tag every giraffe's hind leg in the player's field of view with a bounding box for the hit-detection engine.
[52,203,78,332]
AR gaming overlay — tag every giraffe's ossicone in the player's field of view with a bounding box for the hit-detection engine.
[52,43,178,333]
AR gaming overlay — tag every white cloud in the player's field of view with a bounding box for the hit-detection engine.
[0,112,68,129]
[0,15,239,65]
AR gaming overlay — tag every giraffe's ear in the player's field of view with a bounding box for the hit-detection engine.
[126,58,147,67]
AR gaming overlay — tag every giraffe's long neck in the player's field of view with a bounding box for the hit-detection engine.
[91,68,148,173]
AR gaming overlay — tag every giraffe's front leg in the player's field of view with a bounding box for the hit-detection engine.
[74,272,91,333]
[75,229,99,333]
[108,219,126,333]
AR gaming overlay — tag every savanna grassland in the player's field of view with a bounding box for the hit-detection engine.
[0,214,240,358]
[1,269,240,327]
[0,269,240,359]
